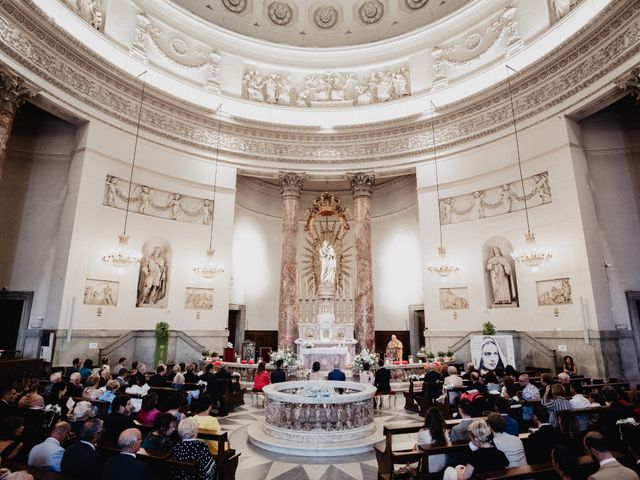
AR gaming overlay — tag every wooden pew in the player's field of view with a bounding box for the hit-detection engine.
[477,451,624,480]
[374,422,424,480]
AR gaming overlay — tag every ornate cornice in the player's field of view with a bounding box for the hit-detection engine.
[279,172,305,199]
[0,1,638,172]
[348,172,375,197]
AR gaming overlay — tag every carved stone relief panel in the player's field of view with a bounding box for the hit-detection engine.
[359,1,384,25]
[439,172,551,225]
[268,1,294,26]
[431,7,523,89]
[242,66,410,107]
[59,0,104,30]
[103,175,213,225]
[129,14,221,92]
[313,6,339,29]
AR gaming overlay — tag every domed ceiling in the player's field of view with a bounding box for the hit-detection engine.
[170,0,473,48]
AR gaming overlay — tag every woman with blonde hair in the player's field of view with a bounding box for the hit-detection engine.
[443,420,508,480]
[172,364,185,390]
[82,374,101,401]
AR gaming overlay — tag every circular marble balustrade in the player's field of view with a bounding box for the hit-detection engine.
[247,380,384,456]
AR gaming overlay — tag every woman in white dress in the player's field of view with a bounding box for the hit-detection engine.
[359,363,374,385]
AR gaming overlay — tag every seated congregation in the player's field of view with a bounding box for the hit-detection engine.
[0,356,242,480]
[381,361,640,480]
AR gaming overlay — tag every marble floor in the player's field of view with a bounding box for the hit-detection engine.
[220,393,423,480]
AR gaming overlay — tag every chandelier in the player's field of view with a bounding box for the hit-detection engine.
[194,106,225,279]
[101,74,146,269]
[426,101,459,279]
[505,66,552,272]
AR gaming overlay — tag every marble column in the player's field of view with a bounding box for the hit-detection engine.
[349,172,375,353]
[278,172,305,351]
[0,69,37,181]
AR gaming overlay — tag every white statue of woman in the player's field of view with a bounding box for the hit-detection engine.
[486,247,516,305]
[319,240,336,287]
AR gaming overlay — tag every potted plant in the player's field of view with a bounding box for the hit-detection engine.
[426,351,435,362]
[445,350,455,362]
[200,349,211,360]
[482,321,496,335]
[436,351,446,362]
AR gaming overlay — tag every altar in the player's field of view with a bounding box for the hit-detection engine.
[297,344,352,370]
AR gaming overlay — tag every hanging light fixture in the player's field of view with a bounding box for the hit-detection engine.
[505,66,552,272]
[101,74,147,269]
[193,105,225,280]
[426,101,459,279]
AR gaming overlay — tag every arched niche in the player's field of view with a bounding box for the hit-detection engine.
[482,236,518,309]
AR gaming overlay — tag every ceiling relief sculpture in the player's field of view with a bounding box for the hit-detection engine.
[129,14,221,92]
[170,0,472,47]
[359,1,384,24]
[61,0,104,30]
[268,2,293,26]
[222,0,248,14]
[431,7,522,89]
[0,0,634,173]
[242,66,410,107]
[313,6,339,30]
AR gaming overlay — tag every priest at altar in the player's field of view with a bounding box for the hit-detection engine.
[385,335,403,362]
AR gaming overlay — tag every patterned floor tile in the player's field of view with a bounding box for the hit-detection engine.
[271,465,311,480]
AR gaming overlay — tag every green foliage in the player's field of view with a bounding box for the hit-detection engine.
[210,351,219,358]
[436,351,445,357]
[154,322,170,342]
[201,349,211,357]
[482,321,496,335]
[446,350,454,357]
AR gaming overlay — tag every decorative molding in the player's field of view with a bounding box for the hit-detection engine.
[222,0,247,14]
[406,0,429,10]
[359,1,384,25]
[313,6,339,30]
[279,172,305,198]
[0,0,638,171]
[130,14,221,92]
[59,0,103,30]
[268,2,293,26]
[103,175,213,225]
[242,66,410,107]
[348,172,375,197]
[431,7,522,89]
[439,171,551,225]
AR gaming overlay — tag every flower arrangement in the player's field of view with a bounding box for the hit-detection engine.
[351,348,379,373]
[270,348,299,367]
[418,346,435,360]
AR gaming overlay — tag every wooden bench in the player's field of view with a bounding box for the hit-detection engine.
[374,422,425,480]
[477,451,623,480]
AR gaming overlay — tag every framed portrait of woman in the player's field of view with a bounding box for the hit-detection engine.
[470,335,516,373]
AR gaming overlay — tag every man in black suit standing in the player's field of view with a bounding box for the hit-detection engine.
[213,364,232,416]
[101,428,151,480]
[61,418,104,476]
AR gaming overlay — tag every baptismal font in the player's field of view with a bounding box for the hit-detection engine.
[295,191,357,370]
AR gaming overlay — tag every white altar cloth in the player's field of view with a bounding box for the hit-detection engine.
[300,346,349,370]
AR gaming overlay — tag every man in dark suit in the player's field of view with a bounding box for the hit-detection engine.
[61,418,104,476]
[213,364,232,416]
[270,359,286,384]
[101,428,151,480]
[599,387,634,451]
[65,358,81,378]
[184,362,200,384]
[525,406,565,464]
[147,365,166,387]
[374,359,391,393]
[327,362,346,381]
[102,394,136,445]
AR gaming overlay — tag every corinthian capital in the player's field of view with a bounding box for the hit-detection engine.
[615,67,640,104]
[0,68,38,114]
[348,172,375,197]
[279,172,305,198]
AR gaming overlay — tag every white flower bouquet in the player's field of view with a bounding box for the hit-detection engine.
[351,348,379,372]
[270,348,299,368]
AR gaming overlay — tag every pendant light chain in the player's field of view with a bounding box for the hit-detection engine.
[430,101,444,248]
[208,107,222,251]
[123,77,146,237]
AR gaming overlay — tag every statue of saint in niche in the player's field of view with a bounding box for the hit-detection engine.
[137,246,168,307]
[319,240,336,287]
[486,246,516,305]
